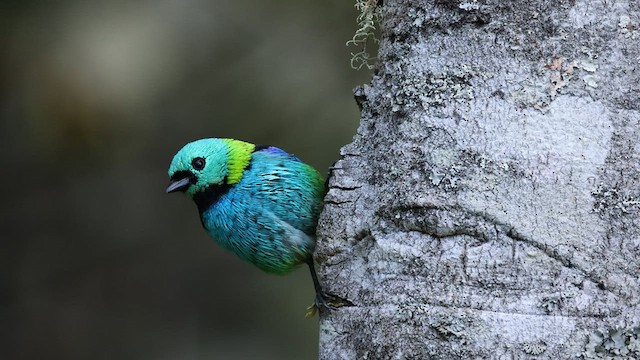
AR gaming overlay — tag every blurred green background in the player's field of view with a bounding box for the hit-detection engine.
[1,1,369,359]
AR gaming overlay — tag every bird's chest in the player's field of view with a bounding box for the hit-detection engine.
[199,189,276,246]
[201,193,250,234]
[197,184,314,273]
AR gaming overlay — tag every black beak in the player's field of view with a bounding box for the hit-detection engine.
[166,177,191,193]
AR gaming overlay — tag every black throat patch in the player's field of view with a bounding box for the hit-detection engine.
[193,182,232,215]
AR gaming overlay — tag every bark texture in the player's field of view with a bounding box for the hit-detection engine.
[317,0,640,358]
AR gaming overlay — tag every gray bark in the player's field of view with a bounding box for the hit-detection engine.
[317,0,640,358]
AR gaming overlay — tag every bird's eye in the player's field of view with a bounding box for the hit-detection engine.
[191,157,206,170]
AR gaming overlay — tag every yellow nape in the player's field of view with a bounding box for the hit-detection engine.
[222,139,255,184]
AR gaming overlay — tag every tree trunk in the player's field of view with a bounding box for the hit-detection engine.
[317,0,640,358]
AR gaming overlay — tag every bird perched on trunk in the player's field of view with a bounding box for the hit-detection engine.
[166,138,350,315]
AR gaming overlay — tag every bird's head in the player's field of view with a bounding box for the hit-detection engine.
[166,138,255,198]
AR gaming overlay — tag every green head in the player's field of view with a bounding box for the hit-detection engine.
[166,138,255,198]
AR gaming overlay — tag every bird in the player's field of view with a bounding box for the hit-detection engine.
[166,138,351,315]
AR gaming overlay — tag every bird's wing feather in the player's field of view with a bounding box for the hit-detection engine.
[246,147,325,237]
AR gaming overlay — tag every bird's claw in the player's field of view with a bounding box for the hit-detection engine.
[305,291,354,318]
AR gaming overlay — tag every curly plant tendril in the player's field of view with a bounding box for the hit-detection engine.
[347,0,380,70]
